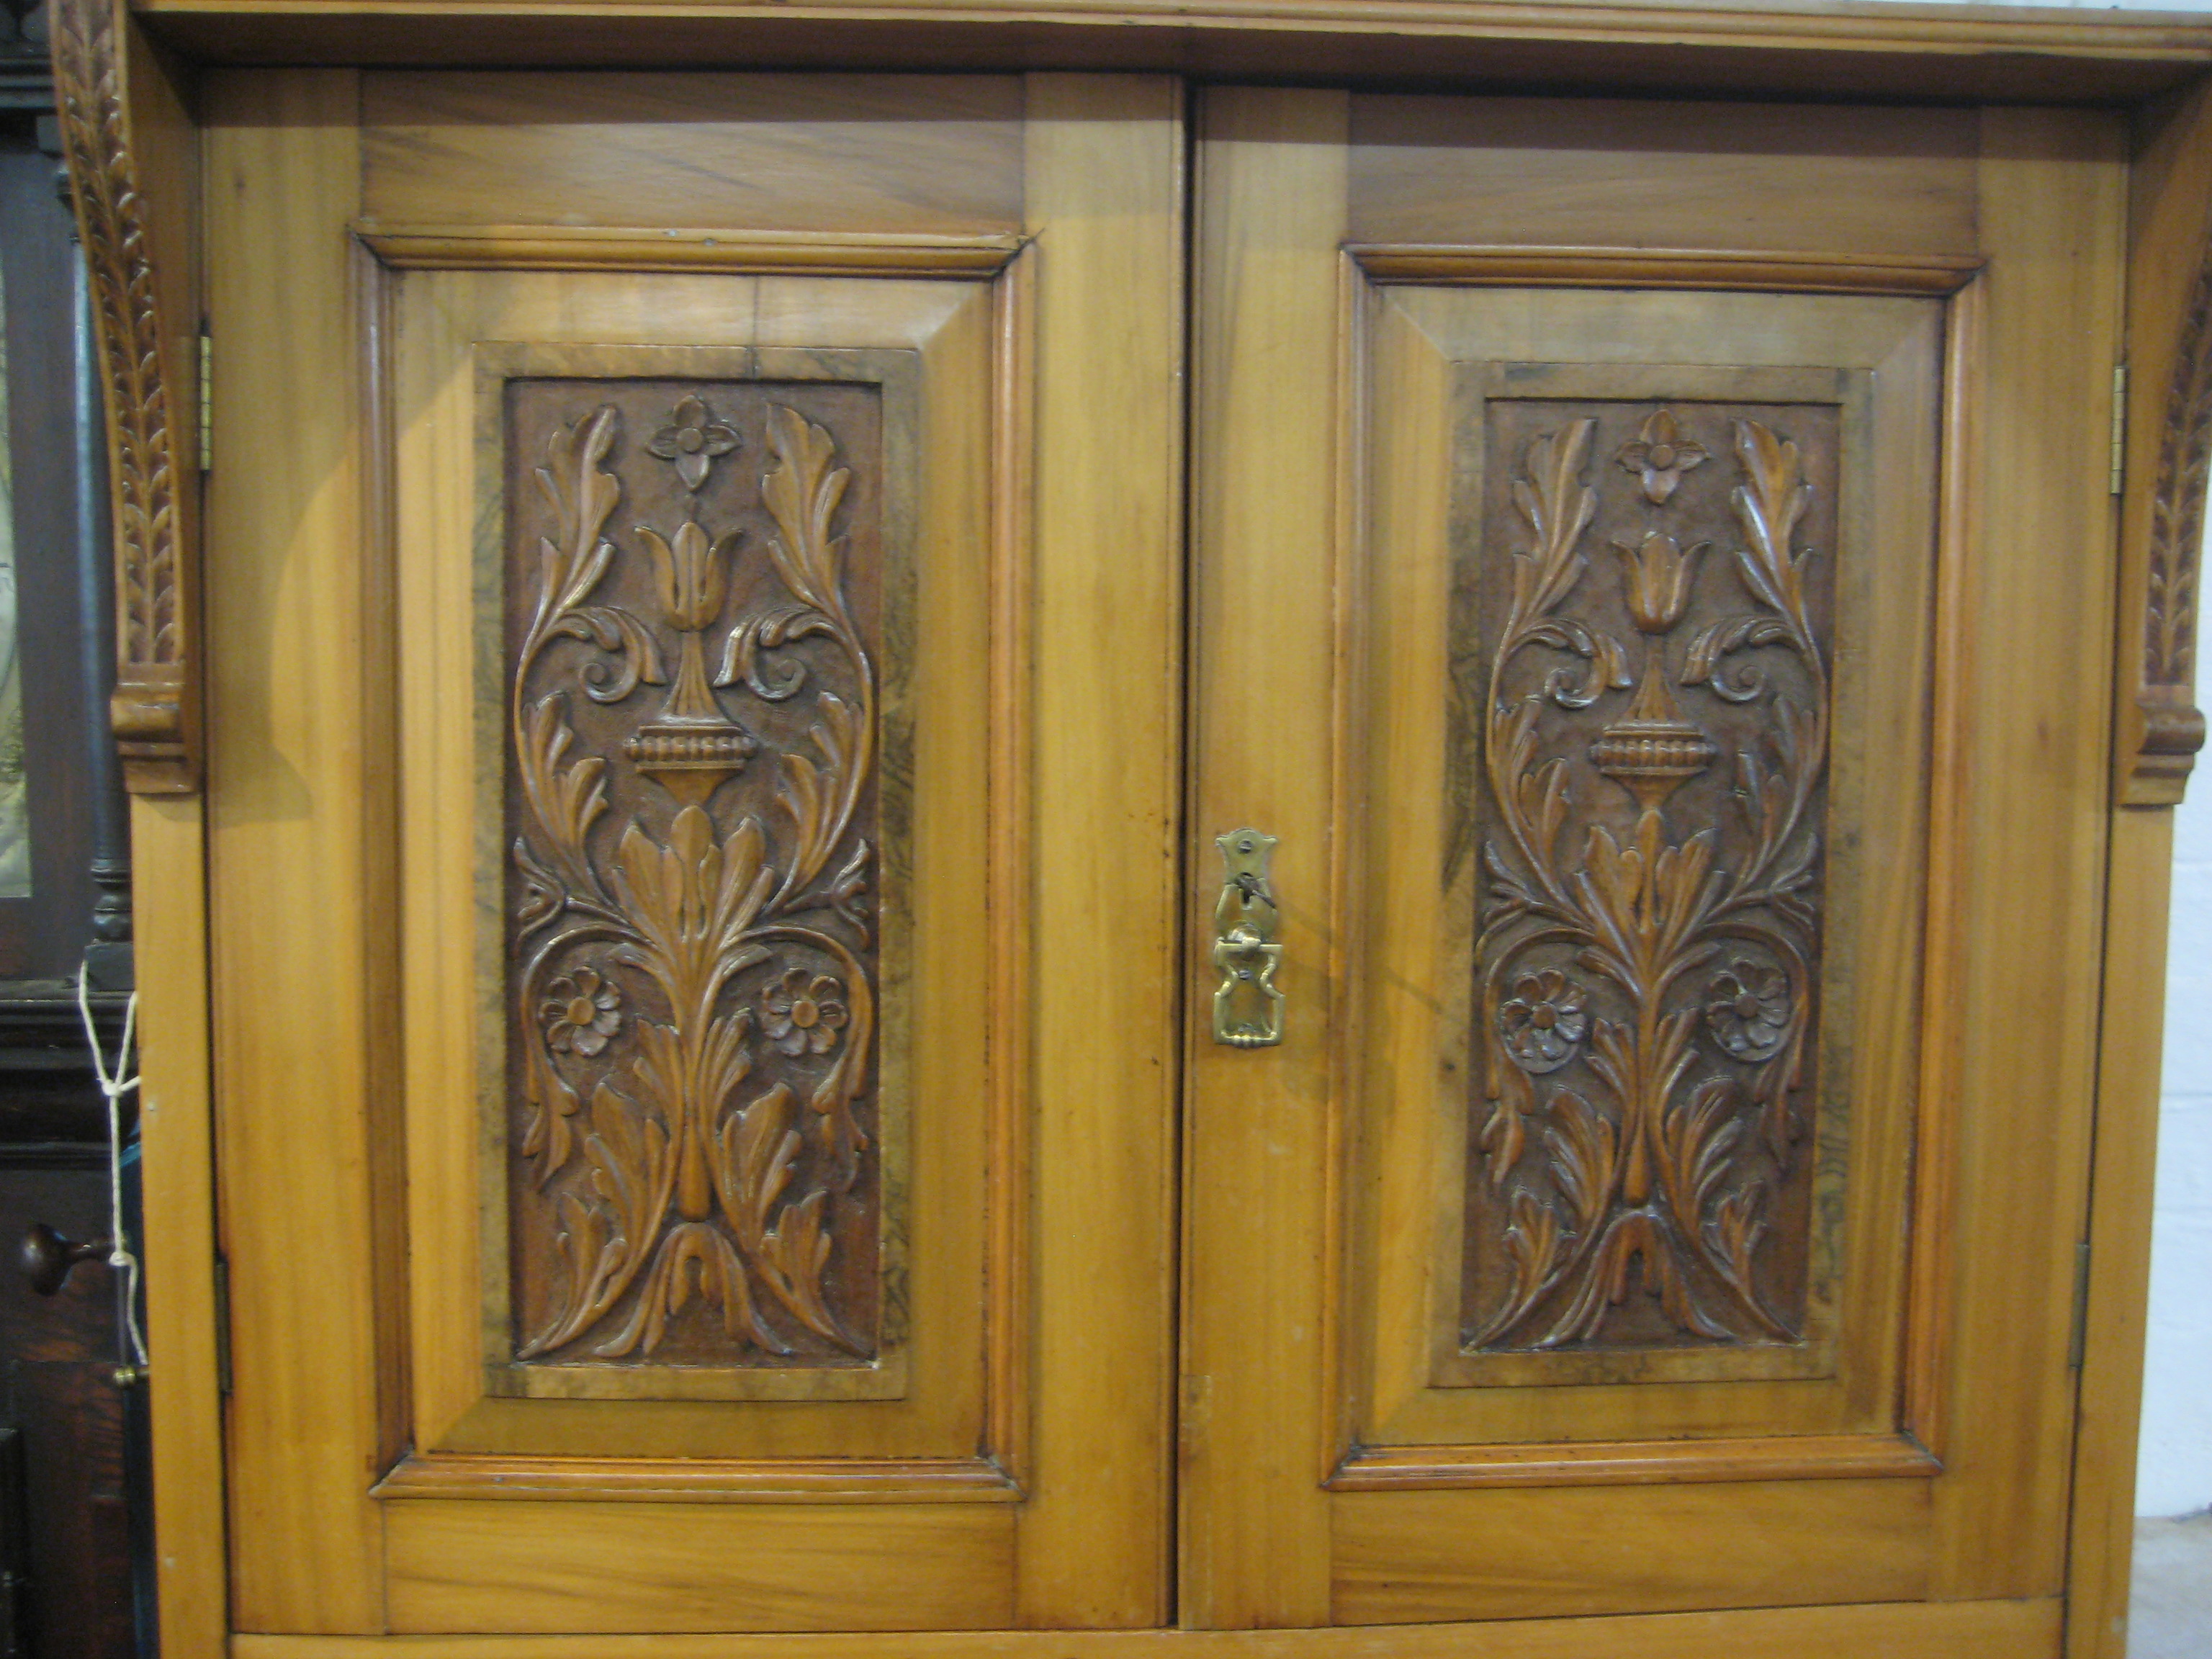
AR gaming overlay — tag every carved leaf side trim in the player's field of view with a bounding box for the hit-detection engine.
[2149,247,2212,691]
[50,0,199,790]
[53,0,180,672]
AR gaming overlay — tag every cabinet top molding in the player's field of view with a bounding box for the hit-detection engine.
[128,0,2212,101]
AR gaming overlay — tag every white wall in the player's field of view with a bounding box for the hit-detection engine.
[2144,780,2212,1516]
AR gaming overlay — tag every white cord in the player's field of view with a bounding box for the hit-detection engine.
[77,959,148,1373]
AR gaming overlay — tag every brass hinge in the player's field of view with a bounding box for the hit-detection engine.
[2068,1237,2092,1371]
[2110,361,2128,496]
[212,1251,233,1397]
[197,329,212,473]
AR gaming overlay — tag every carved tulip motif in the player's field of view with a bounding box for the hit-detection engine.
[1594,531,1719,809]
[624,511,757,801]
[1471,405,1827,1354]
[1614,532,1706,634]
[639,519,732,634]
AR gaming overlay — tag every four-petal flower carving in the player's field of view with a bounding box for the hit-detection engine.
[1617,408,1709,505]
[648,395,741,491]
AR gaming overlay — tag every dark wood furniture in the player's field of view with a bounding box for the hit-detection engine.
[0,6,145,1656]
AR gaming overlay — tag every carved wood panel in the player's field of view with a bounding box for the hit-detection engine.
[1456,395,1838,1364]
[500,376,885,1371]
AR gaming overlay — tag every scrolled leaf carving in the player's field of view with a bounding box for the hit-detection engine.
[50,0,198,792]
[1463,400,1832,1355]
[2133,243,2212,802]
[503,379,884,1367]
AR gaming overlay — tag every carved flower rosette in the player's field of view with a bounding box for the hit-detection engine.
[1462,399,1838,1359]
[499,376,887,1372]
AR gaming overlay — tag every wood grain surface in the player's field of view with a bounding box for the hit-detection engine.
[362,73,1025,238]
[204,66,391,1635]
[233,1594,2062,1658]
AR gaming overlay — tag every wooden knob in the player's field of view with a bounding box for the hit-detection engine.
[19,1222,109,1297]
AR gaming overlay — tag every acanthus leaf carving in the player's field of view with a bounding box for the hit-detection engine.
[50,0,199,792]
[1466,402,1830,1356]
[2133,238,2212,803]
[505,383,881,1367]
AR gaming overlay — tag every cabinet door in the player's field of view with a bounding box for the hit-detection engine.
[1182,86,2118,1656]
[206,70,1182,1635]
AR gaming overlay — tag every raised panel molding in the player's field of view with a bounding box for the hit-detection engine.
[1345,279,1941,1477]
[1346,245,1982,295]
[384,262,1020,1491]
[358,225,1026,275]
[1330,1431,1936,1491]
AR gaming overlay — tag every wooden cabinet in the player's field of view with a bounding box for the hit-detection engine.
[53,4,2212,1656]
